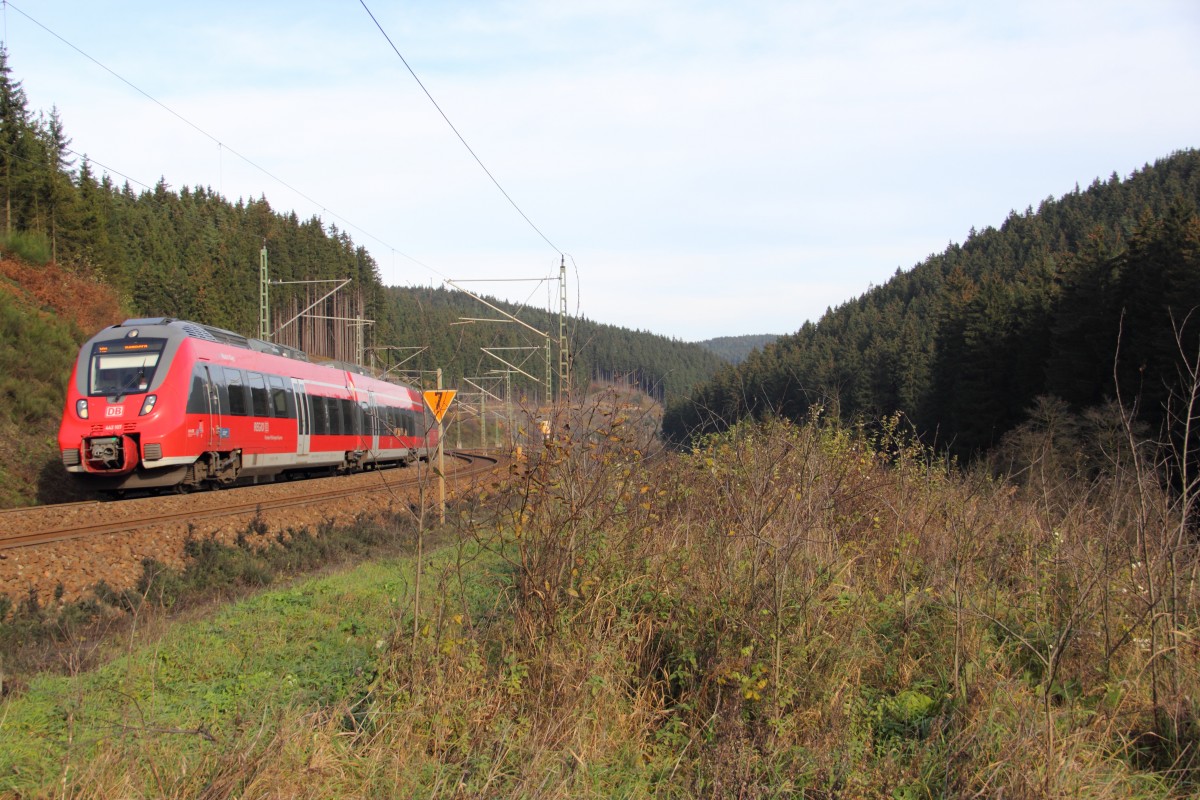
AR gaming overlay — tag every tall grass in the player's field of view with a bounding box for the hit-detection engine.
[0,231,51,266]
[345,401,1198,797]
[3,393,1197,797]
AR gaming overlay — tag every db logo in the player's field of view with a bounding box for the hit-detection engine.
[105,406,125,417]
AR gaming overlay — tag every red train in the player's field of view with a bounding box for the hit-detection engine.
[58,318,437,493]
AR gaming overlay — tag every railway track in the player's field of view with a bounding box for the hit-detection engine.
[0,451,502,552]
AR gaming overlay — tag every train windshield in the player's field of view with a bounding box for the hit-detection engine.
[88,338,167,396]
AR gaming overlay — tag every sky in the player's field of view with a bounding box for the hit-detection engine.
[5,0,1199,341]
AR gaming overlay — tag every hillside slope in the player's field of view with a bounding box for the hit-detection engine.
[664,150,1200,456]
[0,258,124,506]
[696,333,780,364]
[377,286,725,405]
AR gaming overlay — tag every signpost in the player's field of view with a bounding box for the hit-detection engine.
[423,389,457,424]
[423,383,457,524]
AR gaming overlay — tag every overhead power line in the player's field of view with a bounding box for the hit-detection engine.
[2,0,447,281]
[357,0,563,256]
[65,148,151,190]
[0,143,153,191]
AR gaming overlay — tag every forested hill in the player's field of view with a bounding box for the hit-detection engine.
[0,49,720,409]
[381,287,724,404]
[0,47,390,337]
[663,149,1200,457]
[696,334,779,364]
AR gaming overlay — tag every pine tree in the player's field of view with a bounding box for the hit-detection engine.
[42,107,76,261]
[0,46,32,236]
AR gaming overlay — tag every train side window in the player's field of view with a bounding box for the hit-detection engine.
[324,396,337,436]
[267,375,292,418]
[214,367,229,413]
[323,397,337,436]
[315,396,329,436]
[223,368,248,416]
[186,366,208,414]
[249,372,270,417]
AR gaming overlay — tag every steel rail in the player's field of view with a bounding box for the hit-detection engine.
[0,451,501,552]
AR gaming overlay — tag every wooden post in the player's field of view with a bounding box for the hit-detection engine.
[437,368,446,525]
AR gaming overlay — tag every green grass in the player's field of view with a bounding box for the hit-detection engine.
[0,231,51,267]
[0,537,500,797]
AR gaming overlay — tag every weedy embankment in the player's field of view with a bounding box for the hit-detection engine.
[2,397,1197,798]
[342,404,1198,797]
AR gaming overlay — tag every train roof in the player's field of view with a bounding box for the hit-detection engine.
[109,318,393,383]
[113,317,310,362]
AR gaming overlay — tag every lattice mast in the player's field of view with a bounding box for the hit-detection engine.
[558,256,569,400]
[259,244,269,341]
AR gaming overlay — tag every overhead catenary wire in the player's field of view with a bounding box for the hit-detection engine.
[357,0,563,257]
[6,0,578,381]
[65,148,151,191]
[0,143,152,191]
[355,0,576,400]
[1,0,448,283]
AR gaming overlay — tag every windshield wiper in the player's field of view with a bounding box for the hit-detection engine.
[110,371,148,399]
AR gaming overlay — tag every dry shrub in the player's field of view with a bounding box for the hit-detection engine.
[422,403,1200,797]
[0,256,124,336]
[45,396,1199,797]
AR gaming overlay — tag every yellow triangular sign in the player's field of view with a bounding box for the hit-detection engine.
[422,389,457,423]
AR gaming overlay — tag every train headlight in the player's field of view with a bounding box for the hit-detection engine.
[76,399,89,419]
[139,394,158,416]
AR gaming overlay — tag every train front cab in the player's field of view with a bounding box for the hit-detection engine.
[59,330,194,490]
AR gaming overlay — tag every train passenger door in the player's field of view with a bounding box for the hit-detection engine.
[292,379,311,455]
[200,364,223,450]
[367,391,379,452]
